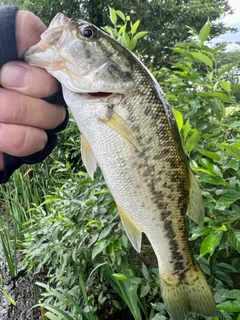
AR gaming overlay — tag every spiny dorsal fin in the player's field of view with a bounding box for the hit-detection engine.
[187,169,205,227]
[100,109,142,152]
[81,134,97,180]
[116,203,142,253]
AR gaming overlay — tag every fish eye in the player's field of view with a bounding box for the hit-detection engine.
[80,25,98,39]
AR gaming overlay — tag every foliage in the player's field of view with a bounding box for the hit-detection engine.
[157,20,240,319]
[3,0,235,68]
[102,7,148,51]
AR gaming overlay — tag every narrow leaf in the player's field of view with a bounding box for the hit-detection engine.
[173,108,183,131]
[219,60,240,77]
[199,20,211,42]
[109,7,117,25]
[131,20,140,34]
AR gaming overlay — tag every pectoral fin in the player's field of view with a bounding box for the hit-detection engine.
[117,203,142,252]
[186,169,205,227]
[100,109,142,152]
[81,134,97,180]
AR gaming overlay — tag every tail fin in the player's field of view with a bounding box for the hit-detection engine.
[160,265,218,320]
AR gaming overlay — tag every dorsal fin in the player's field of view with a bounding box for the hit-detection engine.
[81,134,97,180]
[116,203,143,252]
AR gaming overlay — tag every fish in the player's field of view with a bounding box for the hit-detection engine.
[24,13,218,320]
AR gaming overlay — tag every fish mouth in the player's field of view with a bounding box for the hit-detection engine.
[87,92,113,98]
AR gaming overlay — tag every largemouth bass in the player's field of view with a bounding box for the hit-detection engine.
[24,13,218,320]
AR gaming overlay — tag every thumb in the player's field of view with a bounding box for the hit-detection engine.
[15,10,47,59]
[0,61,58,98]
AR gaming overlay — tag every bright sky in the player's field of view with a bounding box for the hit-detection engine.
[223,0,240,23]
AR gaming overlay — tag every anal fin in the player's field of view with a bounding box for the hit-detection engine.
[117,203,142,253]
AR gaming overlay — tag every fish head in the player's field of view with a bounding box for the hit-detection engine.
[24,13,134,94]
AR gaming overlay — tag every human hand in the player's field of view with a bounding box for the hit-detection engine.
[0,10,66,171]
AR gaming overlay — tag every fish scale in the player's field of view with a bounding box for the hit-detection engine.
[24,13,218,320]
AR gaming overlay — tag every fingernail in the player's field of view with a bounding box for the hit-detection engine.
[1,62,30,88]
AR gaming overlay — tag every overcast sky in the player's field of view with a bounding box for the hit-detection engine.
[212,0,240,45]
[223,0,240,23]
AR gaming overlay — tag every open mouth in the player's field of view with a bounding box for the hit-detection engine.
[88,92,113,98]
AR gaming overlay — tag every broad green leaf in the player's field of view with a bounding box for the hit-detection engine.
[109,7,117,25]
[92,239,110,260]
[116,10,126,21]
[199,20,211,42]
[190,52,213,68]
[225,105,240,117]
[118,24,126,35]
[223,290,240,300]
[216,189,240,210]
[197,91,235,103]
[220,81,231,93]
[185,131,200,153]
[140,284,150,297]
[195,148,220,161]
[133,31,148,41]
[173,108,183,131]
[199,230,222,257]
[218,300,240,312]
[229,229,240,253]
[219,144,240,159]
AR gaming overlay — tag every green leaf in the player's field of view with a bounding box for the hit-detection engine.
[197,92,235,103]
[190,52,213,68]
[109,7,117,25]
[219,81,231,92]
[219,60,240,77]
[196,148,220,161]
[216,189,240,210]
[199,20,211,42]
[229,229,240,253]
[218,300,240,312]
[223,290,240,300]
[118,24,127,35]
[115,10,126,21]
[131,20,140,34]
[123,32,130,48]
[185,131,200,153]
[112,273,127,281]
[219,144,240,159]
[173,108,183,131]
[199,230,222,257]
[140,284,150,297]
[133,31,148,41]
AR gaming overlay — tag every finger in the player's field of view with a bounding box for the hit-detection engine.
[0,61,59,98]
[0,123,48,157]
[15,11,47,59]
[0,88,66,130]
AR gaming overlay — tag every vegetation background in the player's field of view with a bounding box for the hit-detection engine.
[0,0,240,319]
